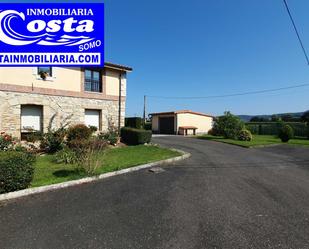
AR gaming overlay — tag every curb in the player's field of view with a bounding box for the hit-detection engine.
[0,149,190,203]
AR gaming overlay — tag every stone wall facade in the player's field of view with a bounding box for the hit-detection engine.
[0,91,125,138]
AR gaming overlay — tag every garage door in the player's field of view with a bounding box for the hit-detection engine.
[85,109,101,130]
[159,116,175,134]
[21,105,43,132]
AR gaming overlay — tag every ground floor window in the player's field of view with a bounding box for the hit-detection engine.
[85,109,101,131]
[21,105,43,139]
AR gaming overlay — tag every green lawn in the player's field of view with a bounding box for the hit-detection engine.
[32,145,181,188]
[196,135,309,148]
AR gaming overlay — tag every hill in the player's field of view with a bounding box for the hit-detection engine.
[238,111,306,122]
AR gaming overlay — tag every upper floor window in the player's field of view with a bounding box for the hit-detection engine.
[38,67,52,79]
[84,69,102,93]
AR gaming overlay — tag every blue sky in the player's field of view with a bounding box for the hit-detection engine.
[105,0,309,116]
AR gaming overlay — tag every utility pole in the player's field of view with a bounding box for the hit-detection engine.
[143,95,146,124]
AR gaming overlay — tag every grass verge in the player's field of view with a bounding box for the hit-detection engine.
[32,145,181,188]
[196,135,309,148]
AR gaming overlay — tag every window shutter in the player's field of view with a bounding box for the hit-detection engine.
[21,106,42,132]
[85,110,100,129]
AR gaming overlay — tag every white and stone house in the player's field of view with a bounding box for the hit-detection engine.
[0,63,132,139]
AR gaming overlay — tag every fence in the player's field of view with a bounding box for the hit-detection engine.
[246,122,308,137]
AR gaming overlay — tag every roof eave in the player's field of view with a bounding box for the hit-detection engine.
[104,62,133,72]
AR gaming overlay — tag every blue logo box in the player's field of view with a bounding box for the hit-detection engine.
[0,2,104,66]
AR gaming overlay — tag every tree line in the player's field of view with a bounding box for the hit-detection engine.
[249,111,309,123]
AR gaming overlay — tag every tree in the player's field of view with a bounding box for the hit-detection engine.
[271,115,281,122]
[250,116,269,122]
[250,116,261,122]
[213,111,244,139]
[281,114,293,122]
[301,111,309,122]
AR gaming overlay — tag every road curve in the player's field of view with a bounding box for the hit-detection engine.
[1,136,309,249]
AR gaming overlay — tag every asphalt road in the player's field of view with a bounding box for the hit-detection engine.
[1,136,309,249]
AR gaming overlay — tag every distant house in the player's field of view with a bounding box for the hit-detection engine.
[150,110,213,135]
[0,63,132,139]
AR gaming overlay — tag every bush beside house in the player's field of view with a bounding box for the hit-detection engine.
[67,124,92,143]
[125,117,143,129]
[0,151,35,194]
[121,127,152,145]
[0,132,14,151]
[125,117,152,130]
[40,128,67,153]
[144,122,152,130]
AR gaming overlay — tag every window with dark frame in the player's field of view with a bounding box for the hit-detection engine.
[38,67,52,77]
[84,69,102,92]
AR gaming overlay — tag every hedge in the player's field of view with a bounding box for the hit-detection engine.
[144,122,152,130]
[0,151,35,194]
[120,127,152,145]
[246,122,307,137]
[125,117,143,129]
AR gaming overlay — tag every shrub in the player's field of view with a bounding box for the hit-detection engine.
[125,117,143,129]
[306,123,309,139]
[120,127,152,145]
[68,138,107,174]
[238,129,253,141]
[0,151,35,193]
[208,128,219,136]
[144,122,152,130]
[213,112,244,139]
[98,123,119,145]
[79,146,104,175]
[54,147,77,164]
[88,126,98,133]
[40,128,66,153]
[14,144,28,153]
[278,124,294,142]
[107,134,119,145]
[68,137,107,152]
[67,124,92,143]
[0,132,14,151]
[24,131,43,143]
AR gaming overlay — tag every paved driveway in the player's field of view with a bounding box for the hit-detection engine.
[1,136,309,249]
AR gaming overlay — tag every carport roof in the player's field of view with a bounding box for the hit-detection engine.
[150,110,214,118]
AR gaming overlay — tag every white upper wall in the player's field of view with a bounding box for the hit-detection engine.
[0,67,127,97]
[0,67,82,92]
[105,69,127,97]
